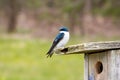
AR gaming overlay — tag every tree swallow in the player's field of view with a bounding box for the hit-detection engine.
[46,27,70,58]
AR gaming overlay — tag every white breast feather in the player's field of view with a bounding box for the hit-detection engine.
[55,31,69,49]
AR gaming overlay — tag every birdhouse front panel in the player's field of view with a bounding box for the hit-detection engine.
[87,50,120,80]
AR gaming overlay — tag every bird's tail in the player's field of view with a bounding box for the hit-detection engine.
[46,50,54,58]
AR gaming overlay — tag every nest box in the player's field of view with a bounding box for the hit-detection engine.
[56,41,120,80]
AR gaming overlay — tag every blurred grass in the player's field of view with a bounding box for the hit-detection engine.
[0,35,119,80]
[0,37,84,80]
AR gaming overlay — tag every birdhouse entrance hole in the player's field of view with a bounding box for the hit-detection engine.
[95,61,103,74]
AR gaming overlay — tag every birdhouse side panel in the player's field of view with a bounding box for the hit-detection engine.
[108,50,120,80]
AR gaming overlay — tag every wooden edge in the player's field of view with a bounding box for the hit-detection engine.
[84,53,89,80]
[55,41,120,55]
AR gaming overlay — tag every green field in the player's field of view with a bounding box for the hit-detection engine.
[0,38,84,80]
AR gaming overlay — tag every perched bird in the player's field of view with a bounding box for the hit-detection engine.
[46,27,70,58]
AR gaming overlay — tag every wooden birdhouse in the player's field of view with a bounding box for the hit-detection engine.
[56,41,120,80]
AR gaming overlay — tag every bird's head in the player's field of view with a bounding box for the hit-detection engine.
[59,27,68,32]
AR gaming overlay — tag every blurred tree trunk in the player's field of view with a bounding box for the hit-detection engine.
[79,11,85,36]
[83,0,93,35]
[68,12,76,34]
[7,0,20,33]
[47,0,55,8]
[84,0,93,15]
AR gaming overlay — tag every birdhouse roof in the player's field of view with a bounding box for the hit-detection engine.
[56,41,120,55]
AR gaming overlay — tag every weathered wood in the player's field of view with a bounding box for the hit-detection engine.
[56,41,120,80]
[84,53,89,80]
[88,51,108,80]
[108,50,120,80]
[98,51,108,80]
[56,41,120,55]
[86,50,120,80]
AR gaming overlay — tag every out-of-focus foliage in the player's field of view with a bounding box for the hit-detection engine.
[0,0,119,35]
[93,0,120,17]
[0,0,119,18]
[22,0,41,9]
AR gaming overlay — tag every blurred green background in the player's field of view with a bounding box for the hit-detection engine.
[0,0,120,80]
[0,37,84,80]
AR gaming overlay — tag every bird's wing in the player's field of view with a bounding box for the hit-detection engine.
[46,33,64,58]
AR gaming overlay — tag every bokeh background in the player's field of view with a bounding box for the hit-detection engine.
[0,0,120,80]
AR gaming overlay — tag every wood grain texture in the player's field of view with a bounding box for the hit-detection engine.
[84,53,89,80]
[108,50,120,80]
[88,51,108,80]
[56,41,120,55]
[86,50,120,80]
[88,53,99,80]
[55,41,120,80]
